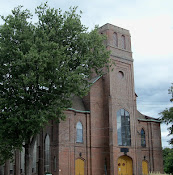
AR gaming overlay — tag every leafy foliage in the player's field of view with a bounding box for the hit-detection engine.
[168,83,173,102]
[0,3,110,165]
[160,84,173,145]
[162,147,173,174]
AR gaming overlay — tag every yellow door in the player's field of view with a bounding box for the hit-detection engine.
[118,156,133,175]
[142,161,148,175]
[75,159,84,175]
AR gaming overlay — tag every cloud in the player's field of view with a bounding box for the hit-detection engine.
[0,0,172,148]
[161,124,172,147]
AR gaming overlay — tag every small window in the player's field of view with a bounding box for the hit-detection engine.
[141,129,146,147]
[121,35,126,49]
[113,32,118,47]
[76,122,83,143]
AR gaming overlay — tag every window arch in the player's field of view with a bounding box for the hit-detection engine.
[117,109,131,146]
[113,32,118,47]
[141,129,146,147]
[44,134,50,172]
[76,122,83,143]
[121,35,126,49]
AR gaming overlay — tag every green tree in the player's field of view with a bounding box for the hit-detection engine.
[0,3,110,174]
[160,84,173,145]
[162,147,173,173]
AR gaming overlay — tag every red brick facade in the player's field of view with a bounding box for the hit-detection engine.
[0,23,163,175]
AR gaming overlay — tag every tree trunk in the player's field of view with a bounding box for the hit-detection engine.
[24,136,37,175]
[25,143,32,175]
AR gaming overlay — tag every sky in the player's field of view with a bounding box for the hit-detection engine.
[0,0,173,148]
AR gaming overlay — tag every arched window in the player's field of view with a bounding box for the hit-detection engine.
[44,134,50,172]
[117,109,131,146]
[121,35,126,49]
[141,129,146,147]
[0,165,4,175]
[53,156,57,172]
[113,32,118,47]
[32,140,37,173]
[9,162,13,174]
[76,122,83,143]
[20,147,25,173]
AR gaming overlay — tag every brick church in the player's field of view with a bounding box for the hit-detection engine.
[0,23,163,175]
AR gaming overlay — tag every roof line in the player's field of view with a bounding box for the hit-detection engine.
[88,75,103,87]
[92,75,102,84]
[68,108,90,114]
[138,118,161,123]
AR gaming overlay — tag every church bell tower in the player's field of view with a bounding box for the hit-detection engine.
[99,23,137,175]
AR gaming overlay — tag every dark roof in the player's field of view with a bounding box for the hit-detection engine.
[68,75,102,113]
[71,95,86,111]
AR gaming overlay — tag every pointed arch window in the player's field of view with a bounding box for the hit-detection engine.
[9,160,13,174]
[141,129,146,147]
[32,140,37,173]
[0,165,4,175]
[117,109,131,146]
[53,156,57,172]
[76,122,83,143]
[44,134,50,172]
[113,32,118,47]
[121,35,126,49]
[20,147,25,173]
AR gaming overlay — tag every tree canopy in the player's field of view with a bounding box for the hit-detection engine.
[160,83,173,145]
[0,2,110,169]
[162,147,173,173]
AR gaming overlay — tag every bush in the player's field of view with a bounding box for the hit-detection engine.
[149,172,172,175]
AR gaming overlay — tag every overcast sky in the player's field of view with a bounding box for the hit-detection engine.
[0,0,173,148]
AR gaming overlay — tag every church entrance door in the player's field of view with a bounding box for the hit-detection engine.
[118,155,133,175]
[75,158,84,175]
[142,160,148,175]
